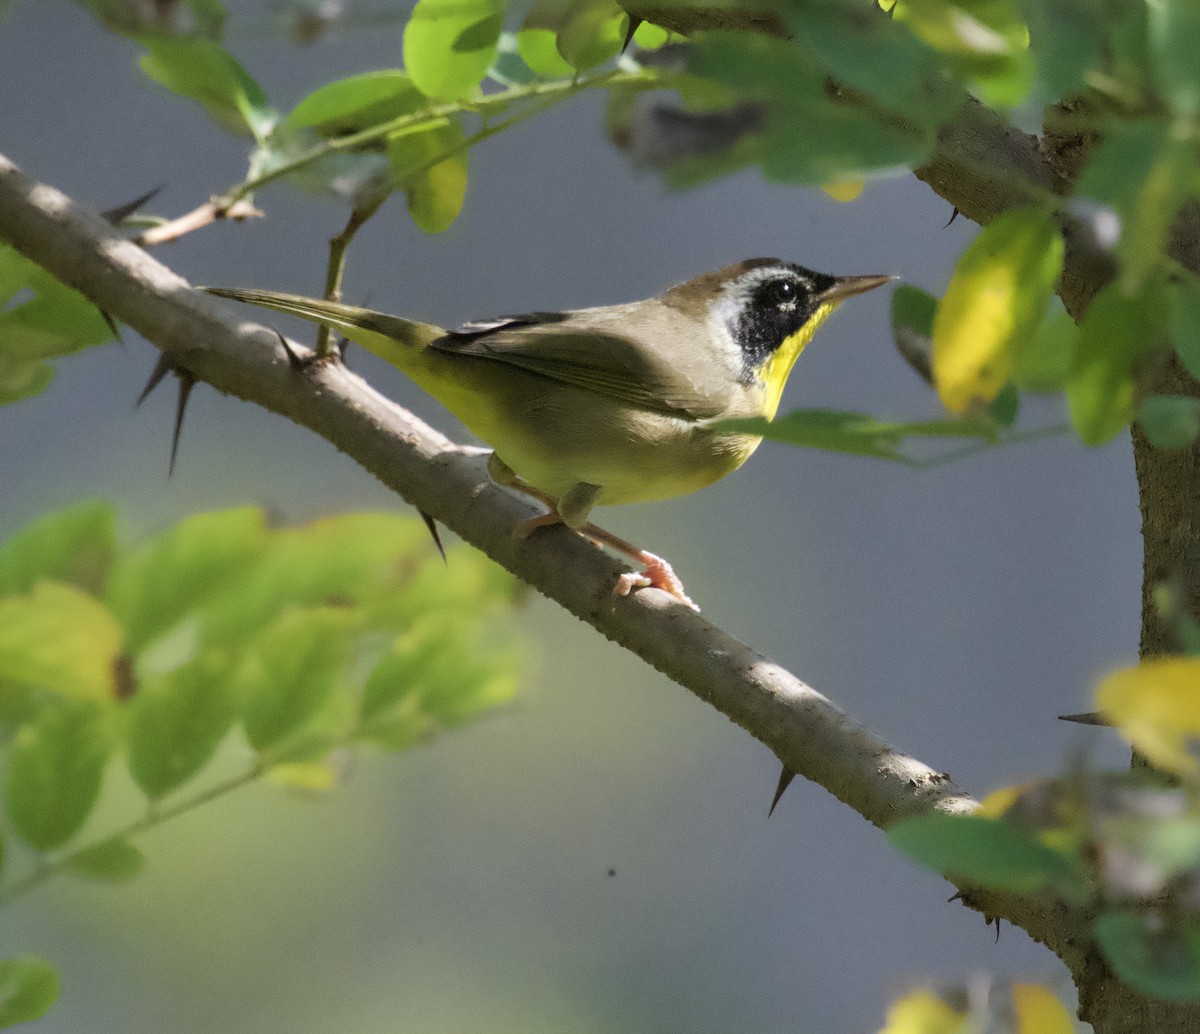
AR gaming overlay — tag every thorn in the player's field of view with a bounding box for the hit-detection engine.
[101,185,165,227]
[622,14,644,52]
[136,353,175,408]
[272,328,307,371]
[1058,711,1112,726]
[420,510,447,562]
[944,206,960,228]
[168,369,196,478]
[97,307,121,342]
[768,766,795,817]
[336,335,349,363]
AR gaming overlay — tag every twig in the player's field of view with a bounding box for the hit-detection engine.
[0,764,262,908]
[134,198,264,246]
[213,66,655,212]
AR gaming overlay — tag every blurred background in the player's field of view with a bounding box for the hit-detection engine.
[1,2,1135,1030]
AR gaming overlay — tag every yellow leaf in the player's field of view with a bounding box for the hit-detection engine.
[879,989,968,1034]
[1096,657,1200,776]
[977,783,1025,818]
[1012,984,1073,1034]
[0,582,123,702]
[266,757,344,794]
[822,179,865,202]
[932,206,1063,413]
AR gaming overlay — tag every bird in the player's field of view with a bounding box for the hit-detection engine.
[204,260,891,608]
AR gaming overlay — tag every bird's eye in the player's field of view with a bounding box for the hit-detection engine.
[764,279,798,308]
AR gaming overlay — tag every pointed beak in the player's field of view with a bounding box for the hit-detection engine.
[818,274,896,303]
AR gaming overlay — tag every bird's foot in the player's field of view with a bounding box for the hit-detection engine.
[514,511,564,540]
[612,550,698,611]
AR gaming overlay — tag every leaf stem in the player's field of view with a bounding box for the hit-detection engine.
[0,763,264,909]
[217,66,656,211]
[909,422,1071,469]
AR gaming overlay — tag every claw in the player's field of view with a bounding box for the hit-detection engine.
[612,550,698,610]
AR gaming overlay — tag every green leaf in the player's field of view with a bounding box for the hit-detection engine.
[1013,299,1076,392]
[988,381,1020,427]
[126,660,236,798]
[1017,0,1103,99]
[517,0,578,78]
[138,37,274,139]
[892,284,937,339]
[1067,280,1167,445]
[1171,278,1200,383]
[0,958,59,1028]
[1121,815,1200,878]
[237,607,354,753]
[359,618,521,747]
[0,360,53,407]
[183,0,226,37]
[403,0,503,101]
[105,507,268,654]
[632,20,669,50]
[763,101,932,183]
[891,284,937,383]
[388,117,469,233]
[932,206,1063,413]
[65,837,145,883]
[517,27,575,78]
[893,0,1033,107]
[720,409,995,462]
[688,33,917,185]
[0,501,115,597]
[0,246,116,404]
[1094,912,1200,1002]
[284,70,425,132]
[787,1,957,125]
[888,812,1079,892]
[1148,0,1200,115]
[0,271,114,356]
[1077,121,1194,290]
[0,583,124,702]
[1138,395,1200,450]
[488,33,540,86]
[6,701,111,851]
[200,512,431,644]
[556,0,628,70]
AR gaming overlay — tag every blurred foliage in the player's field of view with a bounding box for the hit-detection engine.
[0,502,525,1026]
[47,0,1199,457]
[888,652,1200,1004]
[876,980,1075,1034]
[0,246,117,406]
[8,0,1200,1025]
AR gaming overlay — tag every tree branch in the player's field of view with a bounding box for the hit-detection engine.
[0,152,1085,965]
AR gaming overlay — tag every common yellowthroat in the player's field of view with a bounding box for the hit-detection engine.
[205,260,890,608]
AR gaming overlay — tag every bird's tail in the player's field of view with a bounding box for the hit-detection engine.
[202,286,446,369]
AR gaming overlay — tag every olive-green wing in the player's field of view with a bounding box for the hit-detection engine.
[430,310,728,421]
